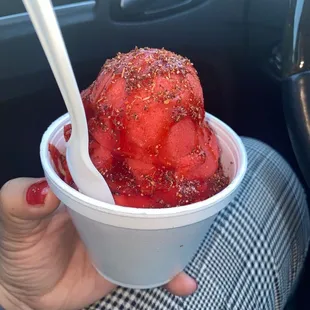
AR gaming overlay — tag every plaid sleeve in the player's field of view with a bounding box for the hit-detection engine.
[86,138,310,310]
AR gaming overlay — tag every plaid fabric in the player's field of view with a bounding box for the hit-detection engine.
[86,138,310,310]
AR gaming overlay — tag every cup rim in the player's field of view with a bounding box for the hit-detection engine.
[40,112,247,218]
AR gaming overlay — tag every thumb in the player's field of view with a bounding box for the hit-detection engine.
[0,177,60,232]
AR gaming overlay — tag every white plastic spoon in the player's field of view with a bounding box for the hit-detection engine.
[22,0,115,204]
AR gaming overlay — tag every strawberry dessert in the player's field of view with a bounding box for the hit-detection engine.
[49,47,229,208]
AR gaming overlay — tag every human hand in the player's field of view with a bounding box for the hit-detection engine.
[0,178,197,310]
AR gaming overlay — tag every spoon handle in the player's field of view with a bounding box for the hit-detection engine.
[22,0,88,149]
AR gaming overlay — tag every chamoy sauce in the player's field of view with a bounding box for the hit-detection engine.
[50,47,229,208]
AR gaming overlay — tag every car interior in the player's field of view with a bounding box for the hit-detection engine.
[0,0,309,309]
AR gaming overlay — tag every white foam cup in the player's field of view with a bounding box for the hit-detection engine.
[40,112,247,289]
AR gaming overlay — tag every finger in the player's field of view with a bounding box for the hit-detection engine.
[165,272,197,296]
[0,177,60,232]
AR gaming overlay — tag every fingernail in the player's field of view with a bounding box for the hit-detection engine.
[26,180,49,206]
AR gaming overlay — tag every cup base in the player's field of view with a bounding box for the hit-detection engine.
[93,264,171,289]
